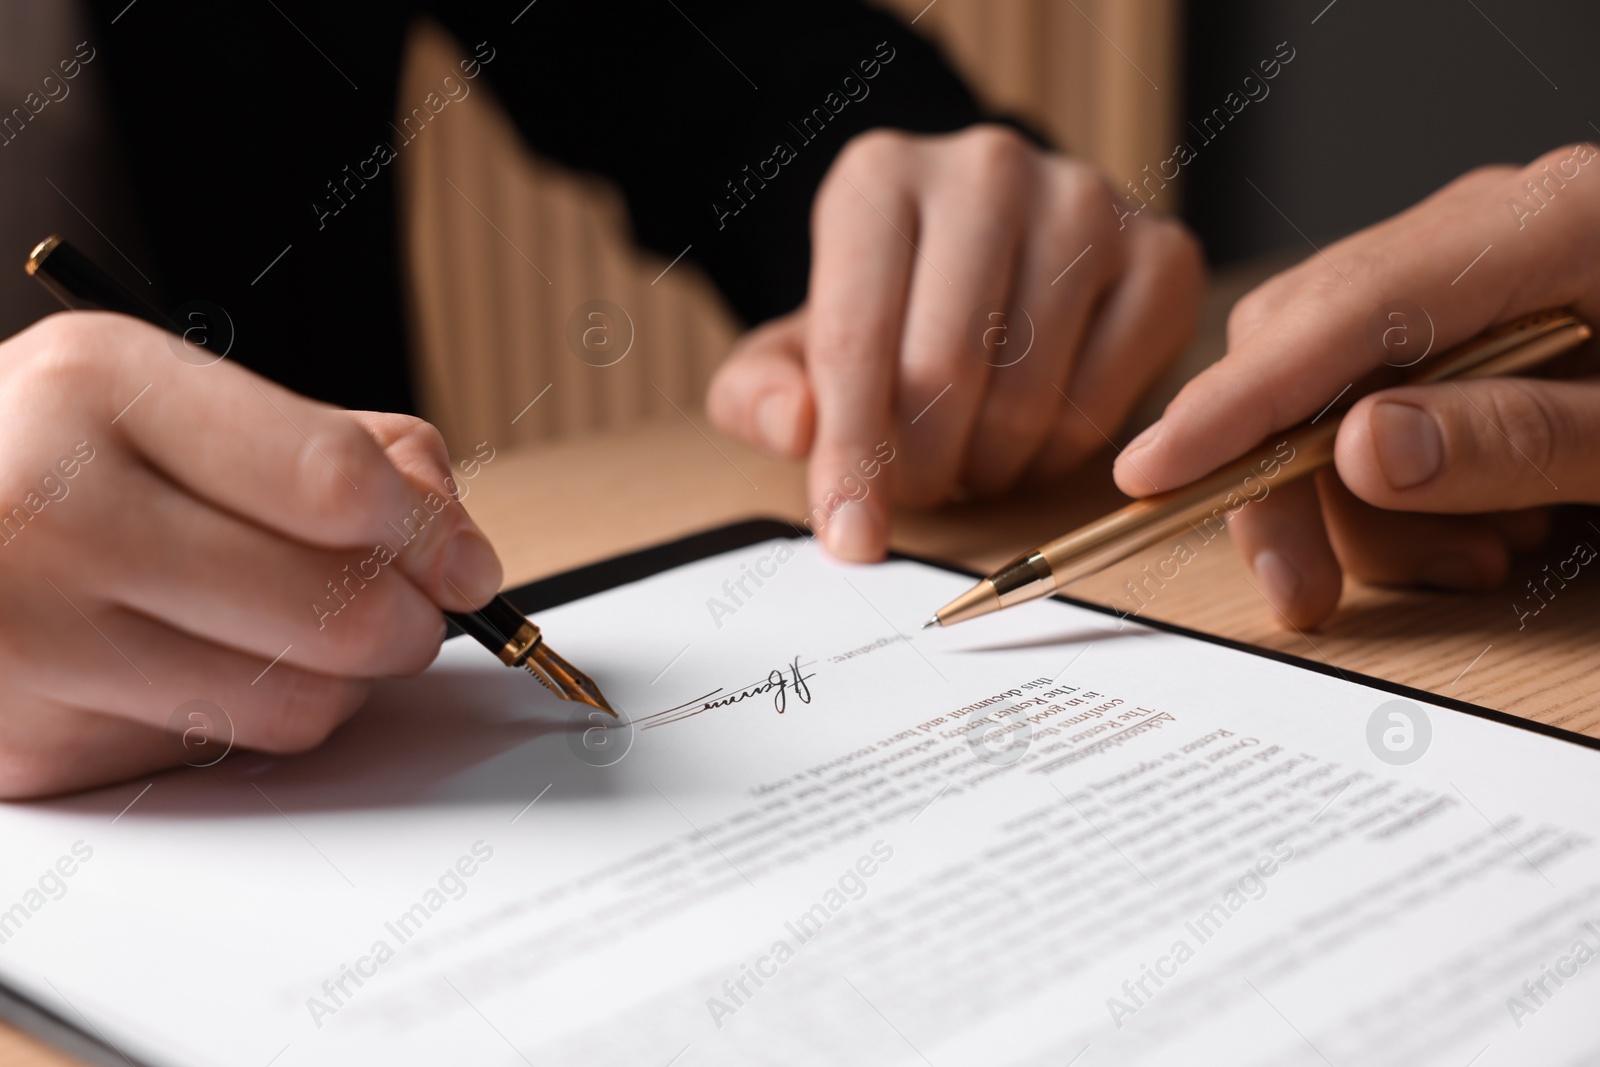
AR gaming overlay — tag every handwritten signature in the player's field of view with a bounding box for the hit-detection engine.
[639,656,816,729]
[701,655,814,715]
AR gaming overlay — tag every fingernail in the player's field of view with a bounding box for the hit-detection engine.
[1371,401,1443,489]
[1117,423,1166,494]
[1253,549,1301,614]
[827,504,880,563]
[442,529,503,604]
[755,391,797,456]
[1419,554,1485,589]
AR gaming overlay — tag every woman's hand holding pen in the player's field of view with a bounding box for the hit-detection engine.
[1114,144,1600,629]
[0,313,504,798]
[708,124,1206,562]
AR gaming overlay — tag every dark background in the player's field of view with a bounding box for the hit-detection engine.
[1181,0,1600,264]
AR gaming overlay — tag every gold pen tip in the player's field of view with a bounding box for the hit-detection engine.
[928,579,1003,628]
[523,643,618,717]
[921,616,941,630]
[580,684,619,719]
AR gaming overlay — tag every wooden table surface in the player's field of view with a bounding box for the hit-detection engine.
[5,263,1597,1066]
[461,416,1600,738]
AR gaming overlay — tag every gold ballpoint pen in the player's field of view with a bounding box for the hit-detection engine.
[925,308,1593,629]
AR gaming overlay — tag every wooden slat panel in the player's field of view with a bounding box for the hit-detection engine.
[398,7,1181,454]
[396,20,740,456]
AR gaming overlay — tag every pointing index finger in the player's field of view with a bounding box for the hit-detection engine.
[804,142,918,560]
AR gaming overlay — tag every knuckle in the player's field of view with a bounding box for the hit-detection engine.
[1226,262,1311,341]
[827,129,910,192]
[1479,382,1565,474]
[294,418,377,534]
[959,125,1034,192]
[1469,161,1520,182]
[807,326,873,377]
[1055,162,1116,224]
[902,361,960,406]
[1332,247,1382,291]
[841,127,910,167]
[401,420,457,496]
[1516,148,1577,185]
[396,414,446,459]
[324,587,443,676]
[312,586,395,667]
[28,308,116,350]
[412,422,452,475]
[1295,256,1370,308]
[1507,145,1600,222]
[250,673,366,754]
[12,313,122,391]
[1449,163,1519,197]
[1227,287,1274,346]
[812,131,915,231]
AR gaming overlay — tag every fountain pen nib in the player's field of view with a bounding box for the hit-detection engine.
[921,615,941,630]
[521,641,618,717]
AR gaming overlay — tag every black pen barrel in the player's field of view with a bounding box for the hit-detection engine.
[26,235,171,331]
[447,596,532,656]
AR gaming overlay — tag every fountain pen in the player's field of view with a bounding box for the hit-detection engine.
[26,235,615,716]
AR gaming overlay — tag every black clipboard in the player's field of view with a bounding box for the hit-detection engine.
[4,516,1597,1067]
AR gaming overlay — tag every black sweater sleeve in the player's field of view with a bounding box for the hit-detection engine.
[81,0,995,413]
[428,0,991,325]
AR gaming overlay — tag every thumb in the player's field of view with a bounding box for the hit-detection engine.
[1336,376,1600,511]
[707,308,815,459]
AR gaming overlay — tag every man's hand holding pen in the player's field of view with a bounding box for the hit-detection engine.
[0,312,504,798]
[1116,146,1600,629]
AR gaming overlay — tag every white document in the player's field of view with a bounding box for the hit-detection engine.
[2,535,1598,1067]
